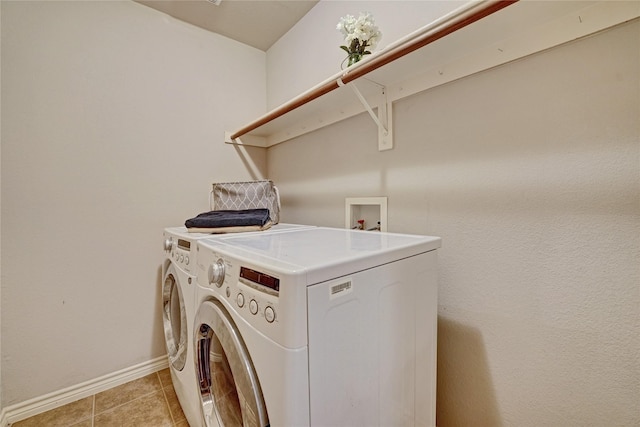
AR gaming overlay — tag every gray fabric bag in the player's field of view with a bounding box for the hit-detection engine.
[210,180,280,224]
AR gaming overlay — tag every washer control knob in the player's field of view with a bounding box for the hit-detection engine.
[236,293,245,307]
[264,306,276,323]
[249,299,258,315]
[164,238,173,251]
[208,259,226,287]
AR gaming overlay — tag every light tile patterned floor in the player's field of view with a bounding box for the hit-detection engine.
[10,369,189,427]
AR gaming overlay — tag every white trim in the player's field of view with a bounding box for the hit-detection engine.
[0,356,168,427]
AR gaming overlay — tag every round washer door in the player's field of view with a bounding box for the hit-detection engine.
[162,263,188,371]
[195,298,269,427]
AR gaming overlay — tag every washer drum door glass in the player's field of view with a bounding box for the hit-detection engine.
[163,269,187,371]
[196,299,269,427]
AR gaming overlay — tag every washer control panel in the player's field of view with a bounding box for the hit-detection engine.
[164,236,193,272]
[207,254,280,329]
[235,265,279,324]
[196,241,310,348]
[233,288,278,324]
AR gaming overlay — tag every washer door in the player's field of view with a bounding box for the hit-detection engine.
[162,263,188,371]
[195,299,269,427]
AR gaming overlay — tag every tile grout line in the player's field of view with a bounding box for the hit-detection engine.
[13,372,176,426]
[92,388,163,421]
[12,372,177,427]
[157,372,177,426]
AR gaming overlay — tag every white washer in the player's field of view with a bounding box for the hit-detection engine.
[161,224,313,427]
[194,227,441,427]
[162,227,214,427]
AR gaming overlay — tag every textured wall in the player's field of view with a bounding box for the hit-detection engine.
[268,20,640,426]
[1,0,266,406]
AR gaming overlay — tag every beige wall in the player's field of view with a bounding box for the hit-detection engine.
[266,0,465,109]
[268,20,640,426]
[2,0,639,424]
[1,0,266,407]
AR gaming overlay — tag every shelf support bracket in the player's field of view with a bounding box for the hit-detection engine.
[337,78,393,151]
[224,131,267,147]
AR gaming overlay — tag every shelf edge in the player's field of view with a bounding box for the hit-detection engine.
[228,0,515,142]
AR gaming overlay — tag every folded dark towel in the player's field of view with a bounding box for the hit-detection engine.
[185,209,271,229]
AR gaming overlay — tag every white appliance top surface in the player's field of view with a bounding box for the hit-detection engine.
[199,227,441,283]
[164,223,313,240]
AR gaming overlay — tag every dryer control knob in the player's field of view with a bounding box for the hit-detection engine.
[264,306,275,323]
[208,259,225,287]
[163,238,173,251]
[249,299,258,315]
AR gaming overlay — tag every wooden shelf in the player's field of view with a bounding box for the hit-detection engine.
[225,0,639,149]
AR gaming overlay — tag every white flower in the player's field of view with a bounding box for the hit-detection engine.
[336,14,356,37]
[337,11,381,58]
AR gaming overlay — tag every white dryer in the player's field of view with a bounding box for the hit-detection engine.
[162,224,314,427]
[162,227,212,427]
[194,227,441,427]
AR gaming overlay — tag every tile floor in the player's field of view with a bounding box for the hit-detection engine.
[10,369,189,427]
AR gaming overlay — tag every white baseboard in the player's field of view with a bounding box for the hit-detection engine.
[0,356,169,427]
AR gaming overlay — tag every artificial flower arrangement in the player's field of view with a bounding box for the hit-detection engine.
[336,12,382,67]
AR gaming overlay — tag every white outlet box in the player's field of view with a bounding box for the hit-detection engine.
[345,197,388,232]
